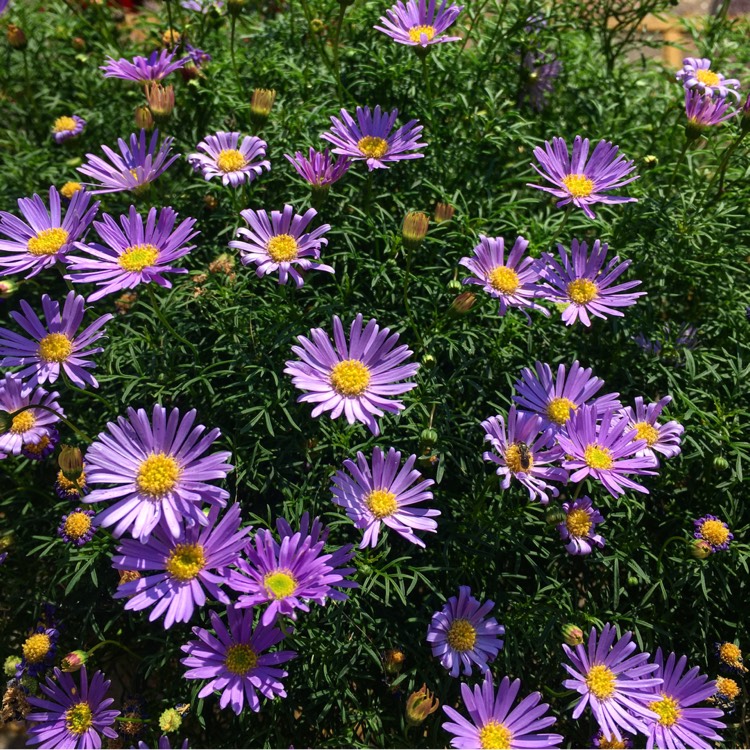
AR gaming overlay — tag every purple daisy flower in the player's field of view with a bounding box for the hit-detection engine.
[82,404,233,543]
[181,606,296,714]
[21,426,59,461]
[66,205,197,302]
[641,648,725,749]
[77,129,179,194]
[285,147,351,188]
[374,0,464,47]
[0,186,98,279]
[0,373,62,457]
[138,737,190,749]
[285,313,419,436]
[591,729,633,748]
[684,89,739,130]
[677,57,740,100]
[182,0,224,11]
[442,672,563,749]
[426,586,504,678]
[512,360,621,432]
[481,408,567,504]
[558,405,657,498]
[187,132,270,188]
[26,666,119,748]
[523,51,562,112]
[694,515,733,553]
[459,235,549,320]
[541,239,645,327]
[112,504,249,628]
[557,496,604,555]
[321,106,426,171]
[101,49,187,85]
[330,446,438,548]
[229,205,333,287]
[527,136,639,219]
[620,395,683,462]
[18,624,60,678]
[0,291,113,388]
[51,115,86,144]
[228,512,357,626]
[58,507,96,547]
[563,623,662,741]
[185,43,212,68]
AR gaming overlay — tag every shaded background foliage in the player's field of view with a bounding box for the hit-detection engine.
[1,0,749,746]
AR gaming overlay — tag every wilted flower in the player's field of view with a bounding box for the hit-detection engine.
[715,642,747,674]
[406,684,439,726]
[384,649,406,675]
[7,24,27,50]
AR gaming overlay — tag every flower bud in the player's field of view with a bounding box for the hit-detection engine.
[146,83,175,123]
[713,455,729,471]
[448,291,476,317]
[310,18,326,33]
[161,28,181,47]
[421,353,436,369]
[642,154,659,169]
[159,708,182,733]
[546,506,566,526]
[227,0,247,16]
[434,202,455,222]
[447,278,462,294]
[134,105,155,131]
[626,575,639,588]
[7,24,27,50]
[561,623,584,646]
[250,88,277,128]
[383,648,405,675]
[405,684,439,726]
[61,650,88,673]
[72,37,86,51]
[419,428,438,450]
[0,277,18,300]
[59,445,84,481]
[3,655,21,677]
[402,211,429,251]
[204,194,219,211]
[690,539,712,559]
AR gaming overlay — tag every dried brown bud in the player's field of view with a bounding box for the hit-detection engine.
[402,211,429,250]
[146,83,175,122]
[114,292,138,315]
[383,648,406,675]
[134,105,154,131]
[448,291,476,317]
[405,684,439,726]
[434,202,455,222]
[7,24,27,50]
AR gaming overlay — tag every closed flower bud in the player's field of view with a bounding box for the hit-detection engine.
[546,506,566,526]
[204,194,219,211]
[159,708,182,733]
[59,445,84,481]
[7,24,27,50]
[72,37,86,51]
[561,623,584,646]
[421,353,436,369]
[405,684,439,726]
[3,655,20,677]
[690,539,713,559]
[402,211,429,251]
[420,428,438,449]
[448,291,476,317]
[250,88,277,127]
[146,83,175,122]
[447,278,462,294]
[434,202,455,222]
[642,154,659,169]
[713,455,729,471]
[61,650,87,673]
[161,28,181,47]
[384,648,405,675]
[134,105,154,131]
[227,0,247,16]
[626,575,639,588]
[310,18,326,33]
[0,278,18,299]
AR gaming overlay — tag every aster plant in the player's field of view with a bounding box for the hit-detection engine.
[557,496,605,555]
[101,49,187,85]
[684,89,738,133]
[21,426,59,461]
[374,0,464,48]
[285,147,350,203]
[51,115,85,144]
[620,395,684,462]
[58,508,96,547]
[187,132,270,187]
[677,57,741,99]
[694,515,733,553]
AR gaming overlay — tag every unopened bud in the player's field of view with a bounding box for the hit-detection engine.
[713,455,729,471]
[135,105,154,131]
[384,648,405,675]
[448,291,476,317]
[561,623,584,646]
[7,24,27,50]
[434,202,455,222]
[405,684,439,726]
[159,708,182,733]
[72,37,86,51]
[161,28,181,47]
[402,211,429,251]
[227,0,247,17]
[626,575,639,588]
[546,506,566,526]
[421,353,436,369]
[146,83,175,122]
[0,278,18,299]
[3,655,21,677]
[690,539,712,559]
[642,154,659,169]
[419,428,438,450]
[204,194,219,211]
[250,88,276,127]
[61,650,88,673]
[310,18,326,33]
[59,445,84,481]
[447,278,462,294]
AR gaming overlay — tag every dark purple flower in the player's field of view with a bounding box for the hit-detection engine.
[101,49,186,85]
[285,147,350,188]
[18,625,60,678]
[685,90,738,130]
[694,515,733,553]
[58,507,96,546]
[557,496,604,555]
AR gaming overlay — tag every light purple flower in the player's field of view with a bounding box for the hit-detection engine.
[187,132,270,187]
[285,147,350,188]
[0,0,9,16]
[112,504,249,628]
[685,89,739,130]
[620,395,683,462]
[138,737,189,750]
[229,205,333,287]
[321,106,426,171]
[374,0,464,47]
[677,57,740,100]
[228,512,357,626]
[563,623,662,742]
[330,446,438,548]
[26,666,119,749]
[540,239,645,327]
[0,186,98,279]
[528,135,638,219]
[82,405,233,543]
[442,672,563,749]
[21,426,59,461]
[426,586,504,678]
[512,360,621,432]
[52,115,86,144]
[481,408,567,504]
[182,0,224,11]
[66,205,197,302]
[181,606,296,714]
[77,129,179,194]
[101,49,187,85]
[0,373,62,457]
[284,314,419,436]
[0,291,113,388]
[557,496,604,555]
[459,235,549,320]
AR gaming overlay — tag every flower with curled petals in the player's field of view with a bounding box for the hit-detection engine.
[677,57,740,100]
[620,395,683,462]
[188,132,270,188]
[557,496,604,556]
[101,49,186,85]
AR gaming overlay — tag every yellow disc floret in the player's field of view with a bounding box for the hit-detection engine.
[330,359,371,396]
[478,719,512,749]
[225,643,258,675]
[266,234,299,263]
[61,182,83,199]
[357,136,389,160]
[567,279,599,305]
[53,116,78,133]
[648,694,681,727]
[23,435,51,456]
[715,677,740,700]
[38,333,73,363]
[366,489,398,519]
[504,442,533,474]
[446,618,477,652]
[699,520,730,548]
[136,452,181,498]
[216,149,247,173]
[696,69,720,88]
[488,266,520,295]
[596,736,629,749]
[546,397,576,426]
[408,24,436,43]
[65,702,93,736]
[633,421,659,446]
[586,664,616,700]
[165,543,206,582]
[64,512,93,541]
[27,227,69,256]
[584,444,614,471]
[562,173,595,198]
[718,642,745,669]
[566,508,592,538]
[10,411,36,434]
[118,243,159,272]
[22,633,52,664]
[264,570,298,599]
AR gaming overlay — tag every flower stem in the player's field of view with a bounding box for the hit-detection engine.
[331,3,347,105]
[87,639,140,661]
[548,205,572,248]
[229,14,241,91]
[419,52,434,126]
[61,372,116,414]
[665,138,689,194]
[146,285,200,358]
[657,535,687,568]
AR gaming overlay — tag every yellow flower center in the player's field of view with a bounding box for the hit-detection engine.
[504,442,533,473]
[562,173,595,198]
[648,694,681,727]
[216,149,247,173]
[586,664,616,700]
[488,266,520,295]
[719,642,742,665]
[118,243,160,272]
[566,508,592,537]
[136,452,181,498]
[596,736,629,749]
[408,24,436,42]
[23,435,51,456]
[700,520,730,548]
[584,444,614,471]
[696,68,720,87]
[64,512,93,541]
[165,543,206,582]
[27,227,69,256]
[263,570,298,599]
[225,643,258,675]
[633,421,659,446]
[567,278,599,305]
[266,234,299,263]
[61,181,83,199]
[10,411,35,434]
[478,719,512,749]
[546,397,576,426]
[716,677,740,700]
[53,116,78,133]
[38,332,73,363]
[22,633,52,664]
[357,136,389,160]
[65,702,93,736]
[329,359,371,396]
[57,469,87,494]
[446,618,476,652]
[366,489,398,519]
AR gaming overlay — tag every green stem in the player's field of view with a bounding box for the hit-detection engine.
[298,0,335,75]
[229,15,241,91]
[62,372,116,414]
[146,285,200,358]
[548,205,572,248]
[165,0,174,37]
[571,480,584,502]
[665,138,690,194]
[8,404,92,443]
[657,535,687,567]
[87,639,140,661]
[419,52,434,127]
[711,130,747,197]
[330,3,347,104]
[459,0,491,52]
[402,243,422,347]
